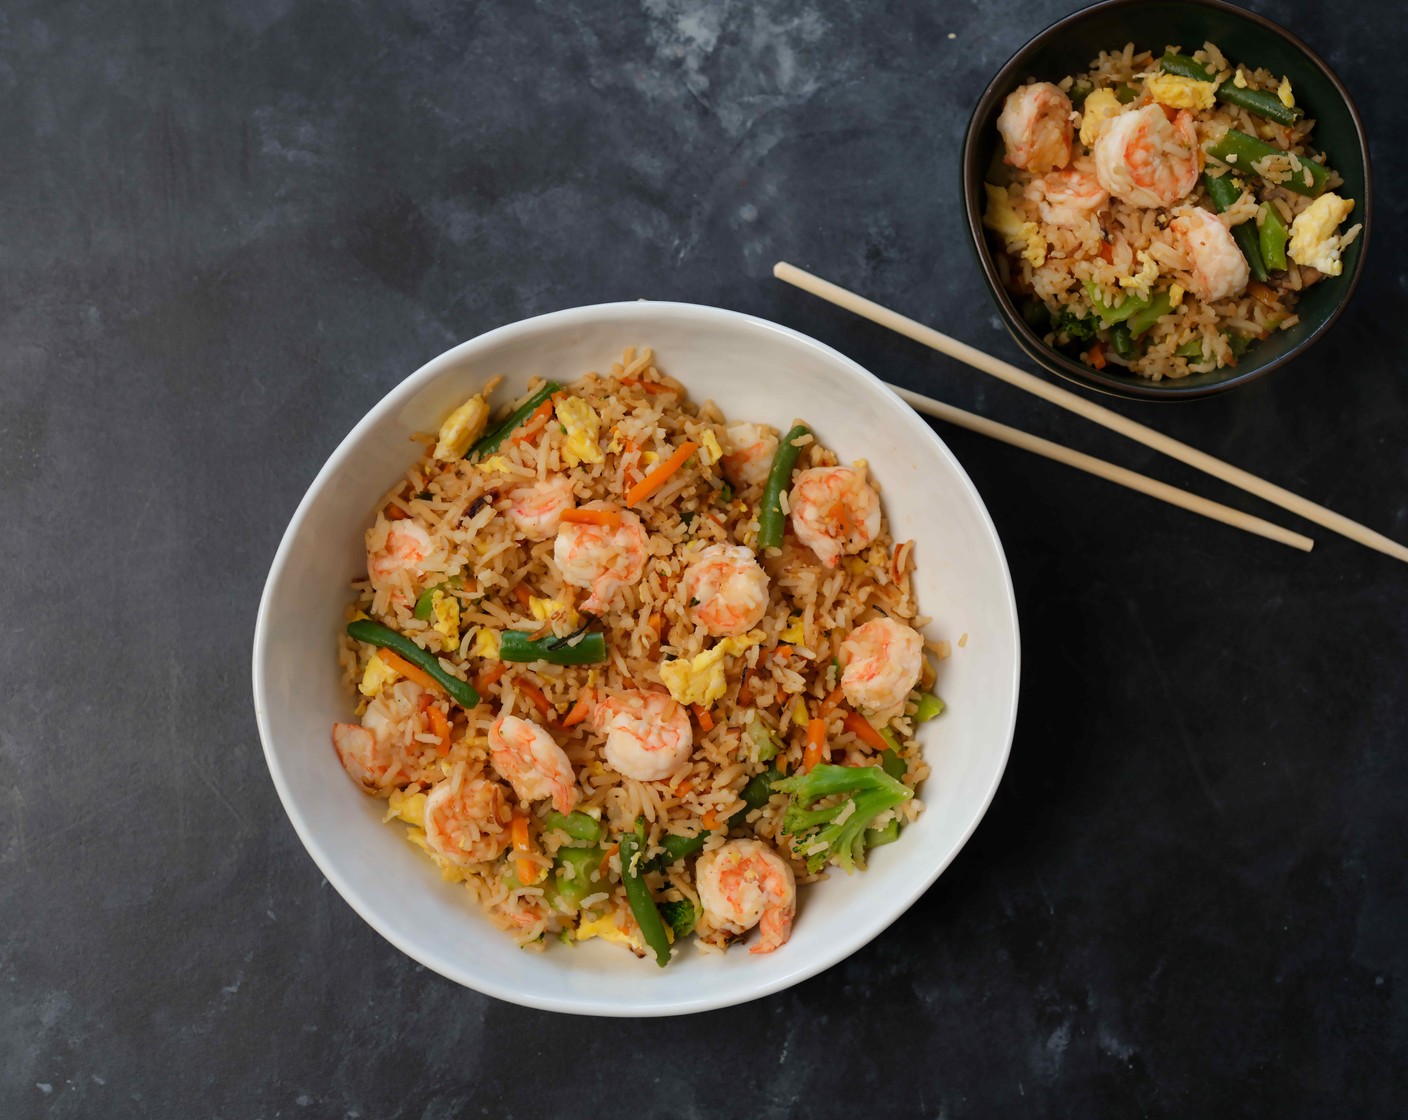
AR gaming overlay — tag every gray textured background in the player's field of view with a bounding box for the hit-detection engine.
[3,0,1405,1116]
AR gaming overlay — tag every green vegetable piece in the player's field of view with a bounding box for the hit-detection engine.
[1175,338,1207,359]
[1205,130,1329,197]
[718,481,735,505]
[1126,291,1174,340]
[544,811,604,845]
[746,718,782,762]
[1226,331,1253,359]
[775,763,913,873]
[1083,280,1150,328]
[1258,202,1290,271]
[467,381,564,458]
[1052,303,1099,342]
[658,899,698,940]
[1068,78,1094,107]
[346,619,480,709]
[412,576,463,621]
[865,818,902,850]
[1159,53,1304,127]
[1021,298,1052,332]
[879,749,907,782]
[913,693,945,723]
[619,821,672,967]
[498,629,607,665]
[757,423,810,550]
[1114,83,1138,104]
[547,846,605,912]
[651,830,707,868]
[1202,170,1247,215]
[1109,322,1135,359]
[1202,172,1269,282]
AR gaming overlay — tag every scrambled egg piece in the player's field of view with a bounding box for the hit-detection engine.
[478,455,512,474]
[780,615,806,644]
[699,429,724,466]
[793,696,809,726]
[359,653,399,697]
[431,591,460,652]
[1289,193,1355,276]
[530,595,579,629]
[1278,78,1295,108]
[433,394,491,461]
[1169,283,1185,309]
[1078,87,1122,147]
[659,631,765,705]
[384,788,427,827]
[982,183,1045,267]
[576,911,661,951]
[1232,68,1248,89]
[605,426,624,455]
[556,396,604,468]
[1118,249,1160,295]
[1147,73,1218,111]
[474,628,502,660]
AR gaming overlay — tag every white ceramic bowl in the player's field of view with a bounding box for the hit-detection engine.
[252,302,1020,1016]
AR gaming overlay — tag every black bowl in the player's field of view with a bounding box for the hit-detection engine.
[962,0,1371,400]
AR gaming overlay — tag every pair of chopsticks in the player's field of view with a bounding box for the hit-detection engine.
[774,262,1408,563]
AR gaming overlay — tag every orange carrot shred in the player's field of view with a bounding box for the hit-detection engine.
[562,693,592,728]
[384,503,410,521]
[773,645,794,661]
[377,649,440,693]
[691,704,714,732]
[514,676,552,717]
[511,815,543,885]
[560,507,622,528]
[475,660,509,693]
[599,843,619,876]
[511,398,555,445]
[843,709,889,753]
[513,584,534,609]
[802,718,828,773]
[625,441,699,507]
[701,809,721,830]
[427,705,451,756]
[1089,340,1107,370]
[817,685,846,719]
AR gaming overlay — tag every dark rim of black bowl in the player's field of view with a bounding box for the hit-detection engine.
[961,0,1373,401]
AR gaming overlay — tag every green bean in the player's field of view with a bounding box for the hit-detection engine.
[467,381,563,458]
[756,423,810,550]
[619,821,672,967]
[1258,202,1290,271]
[1202,173,1269,282]
[1114,83,1138,104]
[547,846,605,912]
[1205,130,1329,197]
[1159,53,1303,127]
[1126,292,1174,340]
[1108,323,1135,360]
[497,629,607,665]
[544,811,604,845]
[346,619,480,709]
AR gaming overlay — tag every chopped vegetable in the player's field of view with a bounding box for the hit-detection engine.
[547,845,605,912]
[775,764,914,873]
[756,423,810,550]
[802,718,828,773]
[468,381,564,458]
[658,899,698,939]
[560,507,622,528]
[510,814,544,885]
[413,577,464,620]
[1202,172,1269,282]
[561,693,593,728]
[1052,304,1098,342]
[1160,53,1304,127]
[865,818,902,850]
[746,717,782,762]
[346,620,480,709]
[913,692,945,723]
[842,709,889,753]
[513,676,552,718]
[1258,201,1290,271]
[1205,130,1330,197]
[1126,291,1175,339]
[691,704,715,732]
[498,629,607,665]
[426,705,452,756]
[1109,322,1135,359]
[545,810,604,845]
[1175,338,1207,359]
[618,821,672,967]
[879,749,907,782]
[625,441,699,507]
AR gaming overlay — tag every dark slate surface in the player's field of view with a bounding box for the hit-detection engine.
[3,0,1404,1115]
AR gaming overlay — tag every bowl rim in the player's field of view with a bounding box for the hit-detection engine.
[250,300,1022,1016]
[961,0,1373,401]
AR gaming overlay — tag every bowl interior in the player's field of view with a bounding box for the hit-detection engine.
[964,0,1370,399]
[253,302,1020,1015]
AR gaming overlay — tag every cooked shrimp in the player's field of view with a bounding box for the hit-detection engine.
[591,690,693,782]
[720,422,779,488]
[682,544,770,637]
[489,714,579,814]
[504,476,575,541]
[841,617,924,719]
[1170,206,1250,302]
[367,520,433,587]
[422,774,513,867]
[696,839,796,955]
[997,81,1073,173]
[1026,163,1108,227]
[333,680,424,791]
[554,502,649,613]
[1094,104,1201,209]
[788,465,881,569]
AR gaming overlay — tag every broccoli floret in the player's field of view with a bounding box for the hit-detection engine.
[1051,305,1098,343]
[658,899,698,939]
[774,764,912,874]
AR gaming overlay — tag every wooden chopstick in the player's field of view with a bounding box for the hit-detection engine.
[888,383,1313,552]
[775,261,1408,565]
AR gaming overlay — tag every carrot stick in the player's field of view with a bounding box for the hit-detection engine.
[513,584,534,610]
[560,507,622,528]
[625,441,698,507]
[1089,340,1107,370]
[384,503,410,521]
[803,718,828,772]
[562,693,592,728]
[599,843,618,876]
[773,645,794,660]
[737,670,755,708]
[691,704,714,732]
[514,676,552,718]
[817,685,846,719]
[843,709,889,752]
[475,660,509,693]
[510,815,543,885]
[701,809,721,830]
[426,705,452,756]
[377,649,441,693]
[511,398,555,445]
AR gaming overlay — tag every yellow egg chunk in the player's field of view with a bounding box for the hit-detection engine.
[575,911,654,951]
[659,631,765,706]
[556,396,604,467]
[473,627,502,660]
[780,615,805,644]
[431,591,460,651]
[359,653,399,697]
[699,429,724,466]
[982,183,1046,267]
[433,395,491,461]
[1278,77,1295,108]
[1289,193,1356,276]
[1078,87,1122,147]
[1118,249,1160,295]
[384,788,428,827]
[477,455,512,474]
[1147,73,1218,111]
